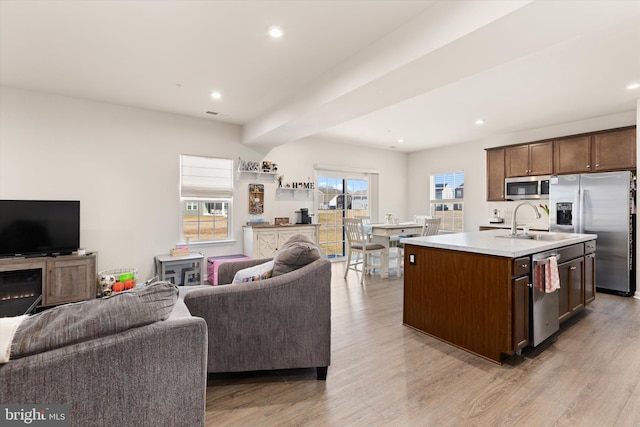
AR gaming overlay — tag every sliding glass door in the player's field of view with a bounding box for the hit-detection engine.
[317,175,369,258]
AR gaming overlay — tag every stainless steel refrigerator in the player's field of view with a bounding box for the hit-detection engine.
[549,171,635,296]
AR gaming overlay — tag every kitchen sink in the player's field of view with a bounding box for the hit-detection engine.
[497,233,534,239]
[497,232,575,241]
[532,233,575,241]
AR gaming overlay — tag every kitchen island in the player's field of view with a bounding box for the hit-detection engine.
[401,229,597,364]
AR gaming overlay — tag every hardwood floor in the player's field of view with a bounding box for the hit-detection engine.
[204,261,640,426]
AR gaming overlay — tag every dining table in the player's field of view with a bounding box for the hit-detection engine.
[364,222,423,278]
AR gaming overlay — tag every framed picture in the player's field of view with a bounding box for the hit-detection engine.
[274,217,289,225]
[248,183,264,214]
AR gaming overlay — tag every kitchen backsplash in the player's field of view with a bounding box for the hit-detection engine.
[487,201,551,230]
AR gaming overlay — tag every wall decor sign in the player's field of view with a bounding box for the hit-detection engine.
[239,158,260,172]
[238,158,277,173]
[291,181,315,189]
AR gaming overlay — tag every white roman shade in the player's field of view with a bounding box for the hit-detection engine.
[180,155,234,198]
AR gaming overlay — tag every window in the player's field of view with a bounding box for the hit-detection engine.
[430,171,464,231]
[180,155,233,243]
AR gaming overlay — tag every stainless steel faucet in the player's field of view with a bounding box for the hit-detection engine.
[511,202,541,235]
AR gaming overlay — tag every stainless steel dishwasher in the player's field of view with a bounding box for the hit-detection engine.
[531,250,561,346]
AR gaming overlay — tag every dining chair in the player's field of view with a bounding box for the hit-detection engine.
[392,215,426,249]
[421,218,442,236]
[400,214,432,242]
[413,214,432,224]
[355,215,371,234]
[343,217,385,284]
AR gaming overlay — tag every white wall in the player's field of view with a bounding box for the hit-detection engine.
[0,86,407,280]
[408,110,637,232]
[260,136,408,224]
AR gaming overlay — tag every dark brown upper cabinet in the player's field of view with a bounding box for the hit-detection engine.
[505,141,553,178]
[486,147,505,201]
[554,135,592,174]
[555,127,636,174]
[592,127,636,172]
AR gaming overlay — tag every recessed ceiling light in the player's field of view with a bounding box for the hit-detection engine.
[626,82,640,90]
[210,91,222,100]
[398,138,405,144]
[268,26,283,38]
[475,119,485,125]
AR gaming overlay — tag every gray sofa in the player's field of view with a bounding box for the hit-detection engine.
[0,283,208,427]
[183,251,331,380]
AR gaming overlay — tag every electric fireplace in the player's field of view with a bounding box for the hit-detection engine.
[0,268,42,317]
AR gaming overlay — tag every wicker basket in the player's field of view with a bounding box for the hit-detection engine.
[97,268,139,296]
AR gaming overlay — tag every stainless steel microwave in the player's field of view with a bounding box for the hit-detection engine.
[505,175,550,200]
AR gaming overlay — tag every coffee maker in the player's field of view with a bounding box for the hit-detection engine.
[295,208,312,224]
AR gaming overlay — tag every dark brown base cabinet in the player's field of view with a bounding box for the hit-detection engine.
[403,245,528,364]
[585,253,596,305]
[403,242,595,364]
[512,256,531,352]
[556,242,595,324]
[557,257,584,323]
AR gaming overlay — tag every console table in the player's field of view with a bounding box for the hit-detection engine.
[243,224,321,258]
[0,253,97,315]
[154,253,204,286]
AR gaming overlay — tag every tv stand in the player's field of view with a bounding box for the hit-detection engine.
[0,253,97,310]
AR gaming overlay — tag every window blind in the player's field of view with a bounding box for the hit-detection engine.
[180,155,233,198]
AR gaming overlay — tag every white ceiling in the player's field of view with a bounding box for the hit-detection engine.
[1,0,639,152]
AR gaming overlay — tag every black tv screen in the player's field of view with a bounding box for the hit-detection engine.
[0,200,80,257]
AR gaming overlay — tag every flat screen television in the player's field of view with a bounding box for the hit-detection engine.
[0,200,80,258]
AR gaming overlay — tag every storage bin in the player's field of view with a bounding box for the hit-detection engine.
[207,255,250,285]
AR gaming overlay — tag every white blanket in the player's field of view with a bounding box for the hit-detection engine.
[0,315,28,364]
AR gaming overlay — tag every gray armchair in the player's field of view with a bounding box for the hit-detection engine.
[183,257,331,380]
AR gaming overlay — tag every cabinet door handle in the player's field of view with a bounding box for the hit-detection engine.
[521,264,528,268]
[527,283,533,288]
[595,164,599,167]
[570,266,577,270]
[587,164,590,168]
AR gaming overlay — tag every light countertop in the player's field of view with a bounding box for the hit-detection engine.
[243,223,321,228]
[401,229,597,258]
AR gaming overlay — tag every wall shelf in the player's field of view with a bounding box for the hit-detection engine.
[275,187,314,200]
[236,170,278,182]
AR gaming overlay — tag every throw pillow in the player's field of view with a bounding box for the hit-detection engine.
[10,281,178,359]
[272,234,323,277]
[231,260,275,284]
